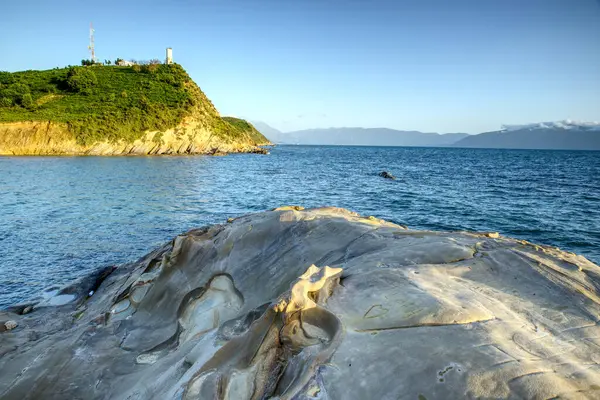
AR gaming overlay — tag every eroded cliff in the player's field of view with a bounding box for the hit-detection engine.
[0,118,269,156]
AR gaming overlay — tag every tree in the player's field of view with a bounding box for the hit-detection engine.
[141,63,160,74]
[0,71,15,85]
[5,83,31,105]
[66,67,98,94]
[20,93,35,109]
[105,59,112,65]
[0,97,12,107]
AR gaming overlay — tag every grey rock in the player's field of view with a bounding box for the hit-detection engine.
[3,321,17,331]
[1,207,600,399]
[378,171,396,180]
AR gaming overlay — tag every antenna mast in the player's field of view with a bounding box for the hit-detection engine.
[88,22,96,63]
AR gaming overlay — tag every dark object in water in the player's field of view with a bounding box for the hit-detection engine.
[378,171,396,180]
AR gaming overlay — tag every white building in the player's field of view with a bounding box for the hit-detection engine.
[166,48,173,64]
[117,60,136,67]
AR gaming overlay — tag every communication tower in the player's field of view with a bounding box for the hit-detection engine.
[88,23,96,62]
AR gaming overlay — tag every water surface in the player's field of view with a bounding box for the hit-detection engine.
[1,146,599,307]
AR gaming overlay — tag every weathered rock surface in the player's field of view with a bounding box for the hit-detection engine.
[2,207,600,399]
[0,119,270,156]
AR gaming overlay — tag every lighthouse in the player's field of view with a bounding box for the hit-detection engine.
[166,48,173,65]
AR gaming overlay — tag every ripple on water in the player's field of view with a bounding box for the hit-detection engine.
[0,146,599,307]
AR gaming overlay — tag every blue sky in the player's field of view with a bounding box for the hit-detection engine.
[1,0,599,133]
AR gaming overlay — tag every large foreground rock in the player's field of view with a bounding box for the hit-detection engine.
[2,207,600,399]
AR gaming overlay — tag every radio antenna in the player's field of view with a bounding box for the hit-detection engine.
[88,22,96,63]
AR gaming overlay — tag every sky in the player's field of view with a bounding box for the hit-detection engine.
[1,0,600,133]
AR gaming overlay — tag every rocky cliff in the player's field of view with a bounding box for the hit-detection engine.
[2,207,600,399]
[0,118,269,156]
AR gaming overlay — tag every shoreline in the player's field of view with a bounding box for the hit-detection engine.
[2,206,594,311]
[2,207,599,398]
[0,120,272,156]
[0,145,271,157]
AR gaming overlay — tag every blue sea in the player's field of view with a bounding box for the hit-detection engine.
[1,146,599,307]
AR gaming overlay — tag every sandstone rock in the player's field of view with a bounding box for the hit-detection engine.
[272,205,305,211]
[1,207,600,399]
[249,147,270,154]
[4,320,17,331]
[0,120,271,156]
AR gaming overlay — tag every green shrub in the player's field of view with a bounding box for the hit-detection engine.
[0,71,15,85]
[141,64,159,74]
[0,88,18,103]
[12,83,30,96]
[40,84,57,93]
[66,67,98,94]
[158,74,176,85]
[20,93,35,109]
[0,97,12,107]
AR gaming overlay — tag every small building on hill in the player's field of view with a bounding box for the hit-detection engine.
[117,60,135,67]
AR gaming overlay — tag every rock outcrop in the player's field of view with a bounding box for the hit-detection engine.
[0,119,270,156]
[2,207,600,399]
[378,171,396,180]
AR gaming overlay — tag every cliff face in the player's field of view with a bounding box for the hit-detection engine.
[2,207,600,399]
[0,65,271,155]
[0,118,269,156]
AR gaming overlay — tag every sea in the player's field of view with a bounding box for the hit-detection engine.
[1,145,599,307]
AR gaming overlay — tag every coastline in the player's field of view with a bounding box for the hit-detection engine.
[0,120,272,156]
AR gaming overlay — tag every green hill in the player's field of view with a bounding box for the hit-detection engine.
[0,64,268,154]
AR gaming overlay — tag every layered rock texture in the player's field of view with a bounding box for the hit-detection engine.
[0,118,269,156]
[2,207,600,399]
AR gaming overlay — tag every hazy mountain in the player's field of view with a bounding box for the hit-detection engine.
[250,121,283,142]
[453,120,600,150]
[276,128,468,146]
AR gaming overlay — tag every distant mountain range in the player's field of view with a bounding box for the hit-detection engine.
[252,120,600,150]
[452,121,600,150]
[252,123,468,147]
[250,121,284,142]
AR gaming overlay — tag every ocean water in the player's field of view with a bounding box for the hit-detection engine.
[1,146,599,307]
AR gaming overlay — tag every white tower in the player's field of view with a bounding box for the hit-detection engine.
[88,23,96,63]
[166,48,173,64]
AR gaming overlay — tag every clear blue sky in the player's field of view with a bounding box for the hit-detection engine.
[2,0,599,133]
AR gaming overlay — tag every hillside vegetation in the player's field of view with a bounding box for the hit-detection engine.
[0,64,267,147]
